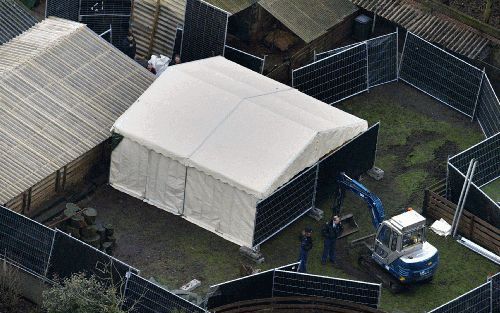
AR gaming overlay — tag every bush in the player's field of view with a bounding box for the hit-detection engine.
[42,273,126,313]
[0,260,21,310]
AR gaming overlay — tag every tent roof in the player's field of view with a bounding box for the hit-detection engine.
[113,56,367,198]
[0,0,38,45]
[259,0,358,43]
[0,18,155,204]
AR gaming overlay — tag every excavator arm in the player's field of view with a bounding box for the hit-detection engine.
[333,172,385,230]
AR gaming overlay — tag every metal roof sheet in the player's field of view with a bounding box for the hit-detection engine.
[0,18,155,204]
[351,0,491,59]
[0,0,38,44]
[259,0,358,43]
[203,0,258,14]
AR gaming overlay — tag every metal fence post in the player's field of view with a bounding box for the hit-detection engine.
[44,230,57,278]
[121,271,132,310]
[311,163,320,209]
[398,30,409,78]
[396,27,399,80]
[365,42,370,91]
[261,55,267,74]
[490,275,493,313]
[471,69,485,121]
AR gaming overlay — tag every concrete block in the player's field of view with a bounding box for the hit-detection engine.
[368,166,384,180]
[307,207,324,221]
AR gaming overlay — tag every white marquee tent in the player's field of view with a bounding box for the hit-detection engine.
[110,56,367,247]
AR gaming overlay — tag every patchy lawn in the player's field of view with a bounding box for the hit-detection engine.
[79,82,498,313]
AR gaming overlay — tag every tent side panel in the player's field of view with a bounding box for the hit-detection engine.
[183,168,257,247]
[145,150,186,215]
[110,137,187,214]
[110,137,149,199]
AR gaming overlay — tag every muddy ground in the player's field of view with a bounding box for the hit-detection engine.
[78,82,498,313]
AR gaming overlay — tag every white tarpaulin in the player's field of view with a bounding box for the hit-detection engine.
[110,56,368,246]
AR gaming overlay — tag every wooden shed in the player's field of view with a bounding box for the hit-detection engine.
[0,17,155,216]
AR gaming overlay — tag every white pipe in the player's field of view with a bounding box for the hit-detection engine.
[452,160,477,237]
[456,236,500,265]
[451,160,473,232]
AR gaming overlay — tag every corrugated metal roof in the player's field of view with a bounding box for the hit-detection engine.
[132,0,186,57]
[351,0,491,59]
[0,18,155,204]
[0,0,38,44]
[203,0,257,14]
[259,0,358,43]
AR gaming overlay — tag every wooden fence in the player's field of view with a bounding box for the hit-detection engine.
[423,181,500,256]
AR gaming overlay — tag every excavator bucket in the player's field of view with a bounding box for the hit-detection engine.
[339,213,359,239]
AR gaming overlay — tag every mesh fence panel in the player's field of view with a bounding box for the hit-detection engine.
[399,32,483,117]
[181,0,228,62]
[124,273,206,313]
[492,273,500,313]
[224,45,264,73]
[428,282,491,313]
[81,14,131,51]
[47,230,137,288]
[367,32,398,87]
[476,74,500,137]
[448,132,500,187]
[206,270,274,309]
[79,0,132,16]
[253,164,318,247]
[0,206,54,277]
[46,0,80,20]
[272,270,381,308]
[293,43,368,104]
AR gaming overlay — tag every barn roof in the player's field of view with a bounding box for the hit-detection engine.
[351,0,491,59]
[203,0,258,14]
[259,0,358,43]
[112,57,367,198]
[0,0,38,44]
[0,18,155,204]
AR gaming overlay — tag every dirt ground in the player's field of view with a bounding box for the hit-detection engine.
[78,82,498,313]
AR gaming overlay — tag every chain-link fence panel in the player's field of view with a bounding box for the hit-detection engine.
[272,270,381,308]
[427,282,491,313]
[253,164,318,247]
[367,32,398,88]
[124,273,206,313]
[399,32,483,117]
[476,74,500,138]
[448,132,500,187]
[0,206,54,277]
[293,43,368,104]
[181,0,228,63]
[224,45,264,73]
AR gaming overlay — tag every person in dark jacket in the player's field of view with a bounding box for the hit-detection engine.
[321,216,343,265]
[298,227,313,273]
[122,30,136,59]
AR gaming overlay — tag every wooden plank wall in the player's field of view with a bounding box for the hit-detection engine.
[423,186,500,256]
[4,141,110,217]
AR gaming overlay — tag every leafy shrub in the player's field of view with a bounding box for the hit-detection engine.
[0,260,21,310]
[42,273,126,313]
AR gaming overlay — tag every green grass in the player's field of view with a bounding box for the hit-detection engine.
[481,178,500,202]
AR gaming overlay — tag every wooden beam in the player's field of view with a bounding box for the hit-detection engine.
[147,0,162,57]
